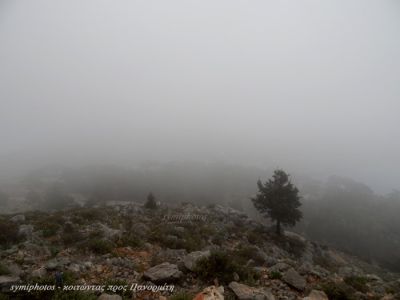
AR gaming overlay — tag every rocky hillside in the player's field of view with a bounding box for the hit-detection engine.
[0,203,399,300]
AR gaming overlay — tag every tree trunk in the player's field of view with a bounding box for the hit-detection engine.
[276,219,281,235]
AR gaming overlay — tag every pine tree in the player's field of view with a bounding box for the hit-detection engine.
[251,169,302,235]
[144,192,157,209]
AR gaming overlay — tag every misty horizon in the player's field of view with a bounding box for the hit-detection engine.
[1,0,399,193]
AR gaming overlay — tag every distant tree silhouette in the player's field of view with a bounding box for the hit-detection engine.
[144,192,157,209]
[251,169,302,235]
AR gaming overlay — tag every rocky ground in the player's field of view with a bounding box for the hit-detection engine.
[0,202,399,300]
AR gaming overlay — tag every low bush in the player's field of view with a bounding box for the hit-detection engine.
[321,281,355,300]
[0,219,19,248]
[269,271,282,280]
[86,239,114,254]
[194,250,259,285]
[0,264,10,276]
[117,233,143,248]
[344,276,369,293]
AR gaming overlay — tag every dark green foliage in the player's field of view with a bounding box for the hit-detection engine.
[86,239,114,254]
[252,169,302,235]
[234,244,265,265]
[321,281,355,300]
[269,271,282,280]
[194,251,259,285]
[0,263,10,275]
[0,219,19,248]
[0,293,9,300]
[246,230,265,246]
[117,233,143,248]
[144,192,157,209]
[344,276,369,293]
[149,224,205,252]
[61,223,83,246]
[42,223,60,238]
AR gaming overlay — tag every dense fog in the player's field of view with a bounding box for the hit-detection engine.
[1,0,399,192]
[1,0,400,275]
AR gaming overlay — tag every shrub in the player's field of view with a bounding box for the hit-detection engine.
[234,245,264,265]
[246,230,264,246]
[194,251,259,285]
[117,233,143,248]
[344,276,369,293]
[144,192,157,209]
[42,223,60,238]
[269,271,282,280]
[0,219,19,248]
[0,264,10,276]
[61,223,83,246]
[87,239,114,254]
[321,281,355,300]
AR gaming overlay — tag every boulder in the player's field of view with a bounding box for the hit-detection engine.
[269,262,291,273]
[184,250,210,271]
[193,285,224,300]
[282,268,306,291]
[143,262,182,283]
[229,282,275,300]
[98,294,122,300]
[303,290,328,300]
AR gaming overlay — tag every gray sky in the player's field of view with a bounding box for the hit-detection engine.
[0,0,399,192]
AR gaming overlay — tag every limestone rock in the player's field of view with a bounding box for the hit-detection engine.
[282,268,306,291]
[184,250,210,271]
[303,290,328,300]
[143,262,182,283]
[193,285,224,300]
[229,282,275,300]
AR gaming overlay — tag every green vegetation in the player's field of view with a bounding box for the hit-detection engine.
[0,263,10,276]
[269,271,282,280]
[144,192,157,209]
[321,281,355,300]
[0,219,19,248]
[117,233,143,248]
[251,169,302,235]
[194,250,259,285]
[344,276,369,293]
[149,224,205,252]
[234,244,264,265]
[86,239,114,254]
[61,223,83,246]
